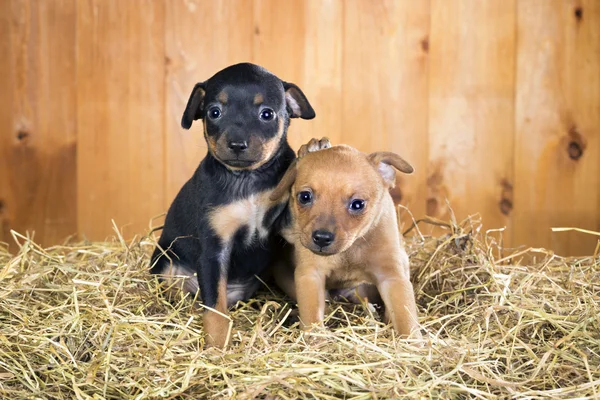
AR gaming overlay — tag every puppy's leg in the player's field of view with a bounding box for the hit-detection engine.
[202,277,230,348]
[377,278,421,338]
[294,254,326,329]
[375,249,421,339]
[295,271,326,329]
[198,241,231,349]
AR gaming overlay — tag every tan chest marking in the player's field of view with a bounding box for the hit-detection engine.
[318,236,399,289]
[326,261,371,289]
[208,190,274,244]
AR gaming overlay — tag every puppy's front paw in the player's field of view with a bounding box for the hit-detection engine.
[297,137,331,158]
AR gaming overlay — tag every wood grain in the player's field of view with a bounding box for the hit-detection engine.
[252,0,315,151]
[514,0,600,256]
[428,0,516,241]
[0,0,598,255]
[76,0,165,241]
[164,0,254,208]
[343,0,430,231]
[252,0,343,151]
[0,0,13,244]
[0,0,77,247]
[297,0,343,149]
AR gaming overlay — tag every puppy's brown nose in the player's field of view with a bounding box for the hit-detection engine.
[228,140,248,153]
[312,230,335,247]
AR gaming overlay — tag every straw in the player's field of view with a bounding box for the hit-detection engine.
[0,214,598,399]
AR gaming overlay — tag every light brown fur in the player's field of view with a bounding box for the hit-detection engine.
[271,145,422,339]
[203,278,230,348]
[253,93,264,105]
[208,190,274,243]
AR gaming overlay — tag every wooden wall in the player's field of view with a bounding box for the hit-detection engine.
[0,0,598,256]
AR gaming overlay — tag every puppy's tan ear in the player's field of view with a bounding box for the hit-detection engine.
[269,160,298,202]
[368,152,414,187]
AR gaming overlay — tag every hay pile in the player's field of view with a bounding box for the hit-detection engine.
[0,216,599,399]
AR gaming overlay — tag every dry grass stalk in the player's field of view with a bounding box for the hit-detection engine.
[0,215,599,399]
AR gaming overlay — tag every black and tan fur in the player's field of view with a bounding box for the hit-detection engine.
[270,144,422,339]
[151,63,315,348]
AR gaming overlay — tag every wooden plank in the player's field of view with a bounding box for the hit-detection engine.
[0,0,77,247]
[164,0,340,206]
[77,0,165,241]
[428,0,516,240]
[253,0,343,151]
[560,0,600,255]
[164,0,253,207]
[514,0,600,256]
[297,0,343,150]
[343,0,430,231]
[253,0,305,84]
[0,0,594,254]
[0,0,13,244]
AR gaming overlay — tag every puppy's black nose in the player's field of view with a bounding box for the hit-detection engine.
[312,230,335,247]
[228,140,248,153]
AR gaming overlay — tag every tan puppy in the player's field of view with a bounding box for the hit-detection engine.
[270,144,421,339]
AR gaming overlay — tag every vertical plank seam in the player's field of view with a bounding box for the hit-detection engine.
[251,0,256,63]
[162,0,168,213]
[426,0,432,218]
[510,0,518,250]
[0,0,14,244]
[73,0,79,241]
[75,0,81,236]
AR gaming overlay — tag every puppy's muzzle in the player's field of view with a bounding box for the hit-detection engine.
[312,229,335,248]
[217,135,261,168]
[228,140,248,154]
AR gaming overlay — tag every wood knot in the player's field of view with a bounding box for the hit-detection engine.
[426,198,438,216]
[568,141,583,160]
[499,179,513,216]
[420,37,429,53]
[499,198,513,216]
[426,161,447,217]
[574,6,583,21]
[254,26,260,35]
[0,199,4,213]
[500,178,513,191]
[17,130,30,141]
[567,125,585,160]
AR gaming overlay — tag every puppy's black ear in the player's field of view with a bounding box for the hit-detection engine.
[368,152,414,188]
[269,160,298,202]
[283,82,316,120]
[181,82,206,129]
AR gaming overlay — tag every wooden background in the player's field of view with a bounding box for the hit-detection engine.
[0,0,598,256]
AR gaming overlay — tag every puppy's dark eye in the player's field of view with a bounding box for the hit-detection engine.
[208,107,222,120]
[297,191,313,206]
[260,108,275,121]
[349,199,365,213]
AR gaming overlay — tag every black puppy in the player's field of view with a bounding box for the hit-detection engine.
[151,63,315,348]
